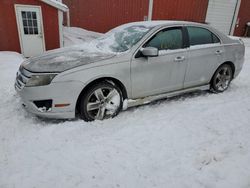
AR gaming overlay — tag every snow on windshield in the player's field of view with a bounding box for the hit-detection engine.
[60,22,171,55]
[95,24,153,53]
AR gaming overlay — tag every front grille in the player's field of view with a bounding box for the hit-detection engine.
[15,66,31,90]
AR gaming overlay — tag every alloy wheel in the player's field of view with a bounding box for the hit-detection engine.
[86,86,121,120]
[213,65,233,92]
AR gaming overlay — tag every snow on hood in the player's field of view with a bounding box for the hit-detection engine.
[22,22,164,73]
[22,44,116,73]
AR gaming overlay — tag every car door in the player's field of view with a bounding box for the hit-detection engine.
[131,27,189,99]
[184,26,224,88]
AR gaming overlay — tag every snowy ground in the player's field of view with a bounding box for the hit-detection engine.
[63,27,103,46]
[0,39,250,188]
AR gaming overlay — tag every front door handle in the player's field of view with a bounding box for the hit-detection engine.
[174,56,185,62]
[215,50,223,55]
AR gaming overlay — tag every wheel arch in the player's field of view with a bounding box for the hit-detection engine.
[75,77,128,114]
[223,61,235,77]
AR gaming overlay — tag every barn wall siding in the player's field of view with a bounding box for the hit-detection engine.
[152,0,209,22]
[63,0,149,33]
[234,0,250,36]
[63,0,209,33]
[0,0,60,52]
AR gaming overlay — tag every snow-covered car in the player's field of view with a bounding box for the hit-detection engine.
[15,21,245,121]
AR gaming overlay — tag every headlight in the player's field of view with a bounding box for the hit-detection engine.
[26,74,57,87]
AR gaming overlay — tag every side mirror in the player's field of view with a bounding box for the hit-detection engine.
[141,47,159,57]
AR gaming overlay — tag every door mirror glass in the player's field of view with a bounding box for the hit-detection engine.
[141,47,159,57]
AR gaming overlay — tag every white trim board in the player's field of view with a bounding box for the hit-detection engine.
[230,0,241,35]
[58,10,64,47]
[148,0,154,21]
[39,0,68,12]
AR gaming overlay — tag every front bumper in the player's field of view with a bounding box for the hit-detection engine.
[15,78,85,119]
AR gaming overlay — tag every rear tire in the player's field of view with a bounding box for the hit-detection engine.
[79,81,123,121]
[211,64,233,93]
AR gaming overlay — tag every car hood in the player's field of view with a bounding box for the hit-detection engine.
[22,45,116,73]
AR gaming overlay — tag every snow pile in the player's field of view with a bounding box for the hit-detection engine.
[1,39,250,188]
[0,52,24,88]
[64,27,103,46]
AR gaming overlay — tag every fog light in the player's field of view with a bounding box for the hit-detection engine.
[33,100,52,112]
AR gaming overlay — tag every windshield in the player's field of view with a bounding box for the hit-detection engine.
[96,24,153,53]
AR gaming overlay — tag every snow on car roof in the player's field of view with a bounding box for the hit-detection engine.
[119,20,205,28]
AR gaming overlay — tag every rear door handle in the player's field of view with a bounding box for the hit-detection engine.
[174,56,185,62]
[215,50,223,55]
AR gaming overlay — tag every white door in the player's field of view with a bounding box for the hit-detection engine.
[15,5,45,57]
[205,0,239,34]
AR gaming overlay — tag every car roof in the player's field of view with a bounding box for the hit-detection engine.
[117,20,234,45]
[123,20,207,28]
[112,20,232,44]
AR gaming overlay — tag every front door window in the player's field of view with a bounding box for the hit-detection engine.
[144,28,184,50]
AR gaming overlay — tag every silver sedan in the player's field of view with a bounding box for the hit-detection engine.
[15,21,245,121]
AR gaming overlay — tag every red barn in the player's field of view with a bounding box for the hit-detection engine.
[1,0,250,57]
[63,0,250,37]
[0,0,68,57]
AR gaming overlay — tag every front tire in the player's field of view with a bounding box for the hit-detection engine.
[79,82,123,121]
[211,64,233,93]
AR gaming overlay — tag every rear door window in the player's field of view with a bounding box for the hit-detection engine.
[187,26,220,46]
